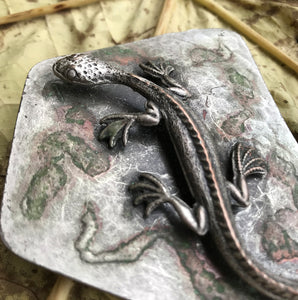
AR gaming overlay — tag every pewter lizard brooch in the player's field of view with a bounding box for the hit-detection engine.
[53,54,298,300]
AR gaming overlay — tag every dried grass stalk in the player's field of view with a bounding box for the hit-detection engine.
[194,0,298,73]
[0,0,99,26]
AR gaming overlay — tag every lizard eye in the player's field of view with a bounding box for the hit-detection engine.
[66,69,78,80]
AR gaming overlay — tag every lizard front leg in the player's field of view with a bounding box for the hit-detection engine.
[130,173,209,236]
[139,61,191,98]
[98,101,161,147]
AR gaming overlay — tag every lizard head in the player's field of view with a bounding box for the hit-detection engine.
[53,54,116,85]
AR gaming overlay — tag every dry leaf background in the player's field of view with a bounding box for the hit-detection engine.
[0,0,297,299]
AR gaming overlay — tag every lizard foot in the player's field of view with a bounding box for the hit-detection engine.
[99,101,161,148]
[139,61,191,98]
[232,142,267,178]
[130,173,208,235]
[99,114,136,148]
[130,173,172,216]
[228,142,267,206]
[140,61,175,79]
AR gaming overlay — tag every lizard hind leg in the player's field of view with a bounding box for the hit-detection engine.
[227,142,267,207]
[130,173,209,236]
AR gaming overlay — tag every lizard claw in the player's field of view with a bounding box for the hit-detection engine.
[232,142,267,179]
[99,115,136,148]
[140,61,174,78]
[140,61,191,98]
[130,173,172,216]
[227,142,268,207]
[130,173,209,235]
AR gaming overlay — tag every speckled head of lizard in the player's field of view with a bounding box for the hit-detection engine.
[53,54,117,85]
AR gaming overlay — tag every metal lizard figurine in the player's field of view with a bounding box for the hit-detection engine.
[53,54,298,300]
